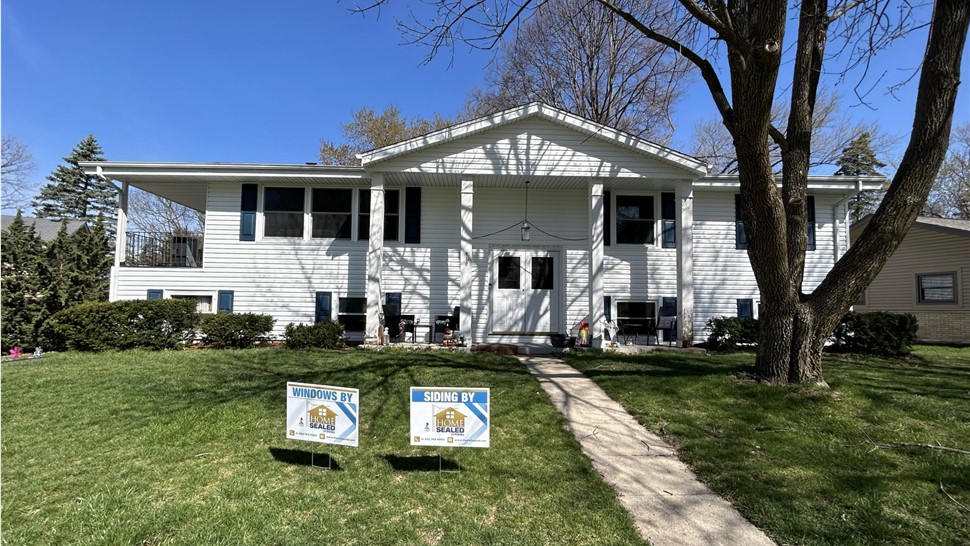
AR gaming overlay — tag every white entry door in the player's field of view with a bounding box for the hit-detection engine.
[491,249,560,334]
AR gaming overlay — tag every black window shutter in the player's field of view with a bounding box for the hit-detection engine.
[315,292,332,323]
[147,289,163,300]
[735,194,747,250]
[404,187,421,244]
[660,297,677,342]
[217,291,234,313]
[603,190,611,246]
[240,184,258,241]
[604,295,612,321]
[661,192,676,248]
[807,195,816,251]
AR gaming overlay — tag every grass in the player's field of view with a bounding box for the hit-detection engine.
[1,349,645,545]
[563,345,970,545]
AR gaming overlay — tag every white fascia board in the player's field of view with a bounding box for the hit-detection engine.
[357,102,708,176]
[79,161,369,180]
[694,175,886,193]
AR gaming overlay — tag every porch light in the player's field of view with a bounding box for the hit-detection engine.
[521,179,531,241]
[521,221,531,241]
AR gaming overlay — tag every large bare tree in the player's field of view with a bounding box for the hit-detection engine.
[360,0,969,384]
[1,135,37,211]
[320,105,457,166]
[467,0,690,141]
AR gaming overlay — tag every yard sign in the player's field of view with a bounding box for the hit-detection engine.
[410,387,490,448]
[286,382,359,447]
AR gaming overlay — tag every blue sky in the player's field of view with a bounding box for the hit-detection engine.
[3,0,968,214]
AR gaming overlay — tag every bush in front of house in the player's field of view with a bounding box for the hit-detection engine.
[829,311,918,357]
[283,322,345,349]
[199,312,275,348]
[40,299,198,352]
[705,316,760,352]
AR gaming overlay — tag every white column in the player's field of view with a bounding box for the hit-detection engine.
[676,180,694,346]
[365,174,385,344]
[588,179,605,348]
[460,179,474,344]
[111,177,127,301]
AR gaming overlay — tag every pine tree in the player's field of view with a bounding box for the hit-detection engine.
[42,220,85,318]
[32,135,116,227]
[75,214,112,302]
[835,132,888,221]
[1,211,48,350]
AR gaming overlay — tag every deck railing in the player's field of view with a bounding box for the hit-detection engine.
[124,232,204,268]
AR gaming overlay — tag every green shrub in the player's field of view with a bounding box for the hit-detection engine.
[830,311,918,357]
[199,312,275,348]
[283,321,345,349]
[40,299,198,352]
[705,316,759,352]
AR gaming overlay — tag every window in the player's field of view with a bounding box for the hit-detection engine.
[358,189,401,241]
[917,273,957,303]
[172,295,213,313]
[737,299,754,318]
[264,187,305,237]
[531,257,554,290]
[498,257,520,289]
[616,301,656,323]
[615,195,655,244]
[384,292,402,315]
[147,289,163,300]
[312,188,353,239]
[338,296,367,331]
[735,194,747,250]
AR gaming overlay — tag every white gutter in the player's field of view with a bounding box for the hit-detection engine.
[832,179,864,262]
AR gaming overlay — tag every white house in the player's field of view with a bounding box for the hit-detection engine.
[80,103,882,347]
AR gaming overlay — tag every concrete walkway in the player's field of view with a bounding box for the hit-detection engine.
[519,355,775,546]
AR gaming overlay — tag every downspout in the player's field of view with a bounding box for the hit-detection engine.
[832,179,863,262]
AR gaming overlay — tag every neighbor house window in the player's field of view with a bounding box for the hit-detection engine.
[312,188,353,239]
[917,273,957,303]
[264,187,305,238]
[615,195,655,244]
[358,189,401,241]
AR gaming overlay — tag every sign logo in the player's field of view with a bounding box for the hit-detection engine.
[286,382,359,447]
[410,387,490,448]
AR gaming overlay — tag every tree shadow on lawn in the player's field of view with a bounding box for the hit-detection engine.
[828,357,970,402]
[269,447,344,470]
[566,352,741,379]
[147,350,528,421]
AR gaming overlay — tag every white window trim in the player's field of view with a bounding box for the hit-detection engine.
[167,291,218,314]
[256,185,403,243]
[611,191,661,247]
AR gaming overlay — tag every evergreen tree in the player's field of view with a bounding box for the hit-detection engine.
[75,214,112,302]
[42,220,85,318]
[835,132,888,221]
[1,211,48,350]
[32,135,116,227]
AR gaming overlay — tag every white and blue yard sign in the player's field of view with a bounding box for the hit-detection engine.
[410,387,490,448]
[286,382,359,447]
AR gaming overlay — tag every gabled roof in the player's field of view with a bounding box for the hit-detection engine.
[851,215,970,238]
[1,215,87,241]
[357,102,708,176]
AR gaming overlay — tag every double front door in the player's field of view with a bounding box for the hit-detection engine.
[491,248,561,334]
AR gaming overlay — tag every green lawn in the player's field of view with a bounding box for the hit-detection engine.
[1,349,645,545]
[564,345,970,545]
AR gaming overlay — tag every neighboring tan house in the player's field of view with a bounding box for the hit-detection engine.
[1,215,87,241]
[79,103,883,347]
[851,216,970,344]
